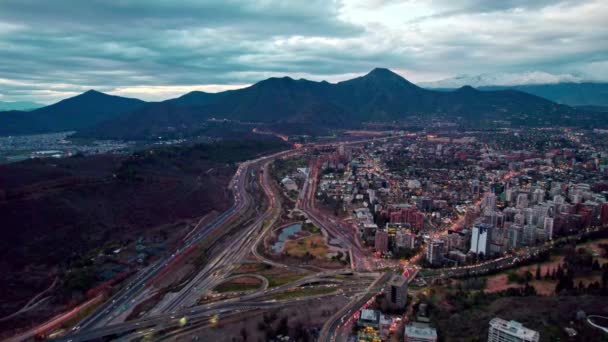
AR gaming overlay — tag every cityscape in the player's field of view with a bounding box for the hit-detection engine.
[1,1,608,342]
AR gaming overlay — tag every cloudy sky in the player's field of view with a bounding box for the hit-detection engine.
[0,0,607,103]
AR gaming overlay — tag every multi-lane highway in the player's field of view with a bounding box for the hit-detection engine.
[318,272,392,342]
[60,296,333,342]
[55,136,399,341]
[64,145,310,340]
[156,150,295,313]
[70,152,271,332]
[71,163,252,332]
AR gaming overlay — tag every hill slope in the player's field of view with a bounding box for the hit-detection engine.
[81,68,586,139]
[0,90,146,136]
[478,82,608,106]
[0,137,288,321]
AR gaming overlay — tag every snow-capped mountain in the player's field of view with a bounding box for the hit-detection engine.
[420,71,586,88]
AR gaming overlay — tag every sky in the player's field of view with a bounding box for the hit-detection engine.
[0,0,607,104]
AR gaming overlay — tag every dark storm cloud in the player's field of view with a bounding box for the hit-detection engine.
[0,0,372,102]
[0,0,606,102]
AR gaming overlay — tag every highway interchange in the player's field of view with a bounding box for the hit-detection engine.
[58,142,382,341]
[56,136,454,341]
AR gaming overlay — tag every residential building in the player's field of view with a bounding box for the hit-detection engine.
[374,230,389,253]
[543,217,554,240]
[470,223,491,255]
[385,274,408,310]
[404,322,438,342]
[357,309,380,329]
[488,318,539,342]
[396,229,416,249]
[427,239,444,265]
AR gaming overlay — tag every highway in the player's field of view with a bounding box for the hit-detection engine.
[71,148,292,333]
[156,151,290,313]
[72,167,249,332]
[318,272,392,342]
[57,271,371,341]
[59,296,333,342]
[54,135,399,341]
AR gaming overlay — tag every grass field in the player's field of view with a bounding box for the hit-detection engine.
[266,274,307,288]
[230,263,309,288]
[232,263,270,274]
[283,235,329,259]
[214,276,263,293]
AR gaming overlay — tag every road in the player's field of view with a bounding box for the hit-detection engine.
[318,272,392,342]
[58,297,331,342]
[421,225,607,282]
[299,158,380,271]
[45,135,399,341]
[71,167,249,332]
[57,270,372,341]
[156,152,290,313]
[70,148,296,334]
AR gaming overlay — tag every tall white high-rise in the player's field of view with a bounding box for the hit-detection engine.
[543,217,554,240]
[470,223,491,255]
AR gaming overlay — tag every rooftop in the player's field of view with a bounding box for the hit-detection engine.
[404,322,437,339]
[387,274,408,287]
[489,318,539,340]
[360,309,380,322]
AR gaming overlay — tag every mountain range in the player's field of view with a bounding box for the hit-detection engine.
[476,83,608,107]
[1,68,605,139]
[420,71,586,88]
[75,68,588,139]
[0,101,44,111]
[421,73,608,107]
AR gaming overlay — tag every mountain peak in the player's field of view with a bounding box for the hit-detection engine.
[366,67,401,78]
[254,76,295,87]
[457,85,478,92]
[83,89,103,95]
[354,67,419,90]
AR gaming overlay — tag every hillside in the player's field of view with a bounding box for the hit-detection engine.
[78,68,587,140]
[0,90,146,136]
[0,137,288,320]
[5,68,602,140]
[478,82,608,106]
